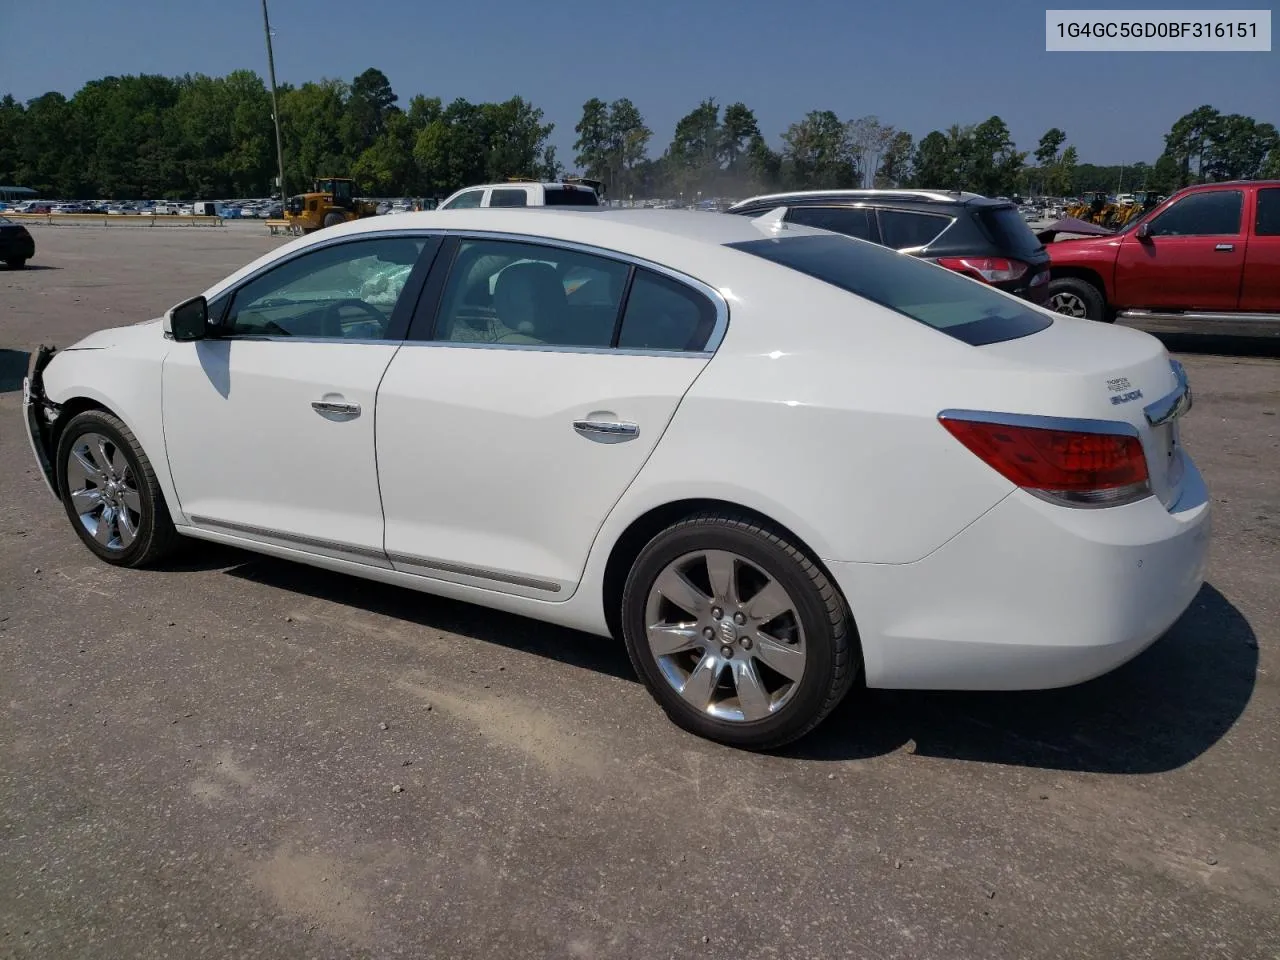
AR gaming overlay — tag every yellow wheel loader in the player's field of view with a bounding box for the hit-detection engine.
[284,178,380,233]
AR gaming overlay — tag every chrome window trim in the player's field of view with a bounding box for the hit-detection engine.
[429,229,730,355]
[212,336,404,346]
[1144,359,1193,427]
[400,340,712,358]
[937,408,1140,438]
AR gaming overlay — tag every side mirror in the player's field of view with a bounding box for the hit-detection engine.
[1135,221,1152,240]
[164,295,209,341]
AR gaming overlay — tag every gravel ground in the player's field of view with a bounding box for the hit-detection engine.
[2,226,1278,960]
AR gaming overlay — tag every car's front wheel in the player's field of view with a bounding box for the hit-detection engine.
[56,410,179,567]
[621,512,858,749]
[1046,277,1109,322]
[5,257,27,269]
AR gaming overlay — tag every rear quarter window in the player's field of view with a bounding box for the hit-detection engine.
[876,209,952,249]
[726,233,1052,346]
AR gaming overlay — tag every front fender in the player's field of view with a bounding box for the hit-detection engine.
[38,332,185,523]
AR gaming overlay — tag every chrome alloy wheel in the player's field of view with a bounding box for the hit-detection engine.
[65,432,141,551]
[1048,291,1088,317]
[644,550,807,722]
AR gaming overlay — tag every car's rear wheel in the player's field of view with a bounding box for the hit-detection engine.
[621,512,857,749]
[56,410,179,567]
[1046,277,1109,322]
[5,257,27,269]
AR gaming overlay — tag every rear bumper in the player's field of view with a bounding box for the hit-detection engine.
[1002,272,1051,305]
[0,234,35,260]
[831,455,1211,690]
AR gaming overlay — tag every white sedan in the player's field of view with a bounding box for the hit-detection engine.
[22,208,1210,748]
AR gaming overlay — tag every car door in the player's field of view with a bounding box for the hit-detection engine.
[1113,188,1246,311]
[376,235,725,598]
[162,233,439,564]
[1240,187,1280,313]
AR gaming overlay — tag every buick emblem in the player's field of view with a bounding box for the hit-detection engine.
[718,620,737,645]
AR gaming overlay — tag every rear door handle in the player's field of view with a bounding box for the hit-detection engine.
[1214,243,1235,252]
[312,399,361,417]
[573,419,639,443]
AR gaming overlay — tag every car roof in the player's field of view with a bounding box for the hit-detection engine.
[318,207,819,248]
[202,208,835,300]
[727,189,1001,210]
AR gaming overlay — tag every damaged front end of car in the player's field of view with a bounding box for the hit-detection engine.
[22,344,62,498]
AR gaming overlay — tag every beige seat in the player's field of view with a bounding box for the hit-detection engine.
[491,262,566,344]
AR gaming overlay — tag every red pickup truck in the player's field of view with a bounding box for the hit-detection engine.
[1044,180,1280,332]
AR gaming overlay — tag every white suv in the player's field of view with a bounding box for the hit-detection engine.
[438,180,602,210]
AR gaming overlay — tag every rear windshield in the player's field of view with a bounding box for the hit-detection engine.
[544,186,599,207]
[726,233,1052,346]
[976,205,1045,259]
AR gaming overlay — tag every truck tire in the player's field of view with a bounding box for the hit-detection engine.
[322,212,347,229]
[1046,277,1110,322]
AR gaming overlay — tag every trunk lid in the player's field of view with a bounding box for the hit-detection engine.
[978,316,1190,509]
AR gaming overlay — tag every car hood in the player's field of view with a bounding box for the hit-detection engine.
[1046,234,1123,259]
[64,317,163,350]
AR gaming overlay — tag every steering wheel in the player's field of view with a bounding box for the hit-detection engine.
[323,298,385,337]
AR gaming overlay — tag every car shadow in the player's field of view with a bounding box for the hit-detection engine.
[0,348,30,393]
[3,263,58,271]
[1134,329,1280,359]
[215,550,1255,774]
[792,583,1257,773]
[222,554,638,683]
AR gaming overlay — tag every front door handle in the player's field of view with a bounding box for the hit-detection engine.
[1214,243,1235,252]
[573,419,639,443]
[312,399,361,417]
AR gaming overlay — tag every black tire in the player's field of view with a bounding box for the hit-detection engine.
[55,409,179,567]
[322,212,347,229]
[5,258,27,269]
[1046,276,1109,322]
[621,511,858,750]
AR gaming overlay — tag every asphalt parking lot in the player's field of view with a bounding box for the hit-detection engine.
[2,224,1278,960]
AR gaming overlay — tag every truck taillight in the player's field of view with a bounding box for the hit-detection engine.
[936,257,1029,283]
[939,414,1151,507]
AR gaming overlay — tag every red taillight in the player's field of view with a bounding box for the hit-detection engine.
[936,256,1029,283]
[940,415,1151,507]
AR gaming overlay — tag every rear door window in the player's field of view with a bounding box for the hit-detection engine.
[489,189,528,208]
[784,206,876,242]
[726,233,1052,346]
[1255,188,1280,236]
[876,209,952,249]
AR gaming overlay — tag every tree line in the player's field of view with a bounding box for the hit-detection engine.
[1,67,1277,201]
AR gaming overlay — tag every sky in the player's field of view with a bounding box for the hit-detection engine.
[1,0,1276,168]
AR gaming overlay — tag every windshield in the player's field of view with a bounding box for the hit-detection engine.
[726,233,1052,346]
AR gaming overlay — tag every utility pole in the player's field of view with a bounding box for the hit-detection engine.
[262,0,286,202]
